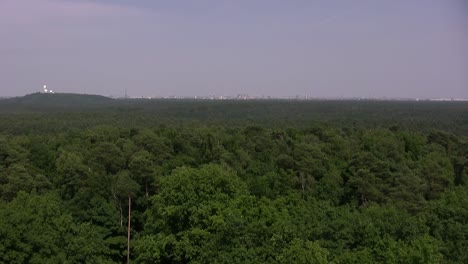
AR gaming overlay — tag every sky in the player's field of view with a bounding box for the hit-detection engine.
[1,0,467,98]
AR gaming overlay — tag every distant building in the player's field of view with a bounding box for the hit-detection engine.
[41,85,54,94]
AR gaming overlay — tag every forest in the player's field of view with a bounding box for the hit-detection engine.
[0,93,467,263]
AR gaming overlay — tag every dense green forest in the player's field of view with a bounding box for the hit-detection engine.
[0,94,467,263]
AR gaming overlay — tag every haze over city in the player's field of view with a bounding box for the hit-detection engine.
[1,0,467,98]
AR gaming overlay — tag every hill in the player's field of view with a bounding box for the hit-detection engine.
[0,93,115,110]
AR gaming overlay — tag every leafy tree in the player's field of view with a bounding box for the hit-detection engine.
[425,187,468,263]
[54,150,88,200]
[0,137,29,168]
[277,239,329,264]
[112,170,139,263]
[139,164,249,262]
[0,163,34,201]
[418,151,454,200]
[129,150,155,197]
[0,192,114,263]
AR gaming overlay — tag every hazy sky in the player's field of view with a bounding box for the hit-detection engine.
[1,0,467,98]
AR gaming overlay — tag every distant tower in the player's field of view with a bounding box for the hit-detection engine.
[43,85,48,93]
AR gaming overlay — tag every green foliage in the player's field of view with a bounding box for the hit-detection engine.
[277,239,329,264]
[54,150,88,200]
[424,187,468,263]
[0,98,467,262]
[0,192,113,264]
[112,170,140,198]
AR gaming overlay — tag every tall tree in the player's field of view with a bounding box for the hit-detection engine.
[112,171,139,263]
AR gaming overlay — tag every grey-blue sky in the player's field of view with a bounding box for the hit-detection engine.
[1,0,466,98]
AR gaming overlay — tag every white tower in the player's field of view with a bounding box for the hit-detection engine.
[43,85,48,93]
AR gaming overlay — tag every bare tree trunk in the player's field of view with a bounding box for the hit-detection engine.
[360,193,367,207]
[119,202,123,227]
[112,187,123,227]
[127,194,131,264]
[297,172,306,199]
[145,181,149,198]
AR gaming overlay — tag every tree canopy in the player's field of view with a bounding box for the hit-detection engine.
[0,98,467,263]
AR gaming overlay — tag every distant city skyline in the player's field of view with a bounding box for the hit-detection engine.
[1,0,467,98]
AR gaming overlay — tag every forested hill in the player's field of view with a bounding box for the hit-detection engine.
[0,93,115,110]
